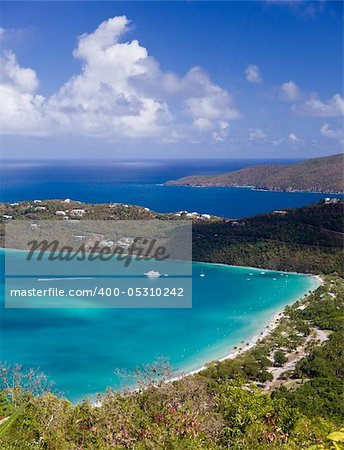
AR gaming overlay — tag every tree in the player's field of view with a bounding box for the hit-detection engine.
[273,350,288,367]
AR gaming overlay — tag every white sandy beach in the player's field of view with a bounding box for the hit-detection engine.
[169,272,323,384]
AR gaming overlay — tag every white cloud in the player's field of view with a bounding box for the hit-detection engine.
[248,128,266,141]
[0,50,47,135]
[0,17,240,143]
[295,93,344,117]
[280,81,301,101]
[212,121,230,142]
[272,138,284,146]
[0,50,38,92]
[289,132,301,143]
[245,64,262,84]
[321,123,344,145]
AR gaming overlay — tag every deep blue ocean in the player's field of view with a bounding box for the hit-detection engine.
[0,159,331,401]
[0,159,337,218]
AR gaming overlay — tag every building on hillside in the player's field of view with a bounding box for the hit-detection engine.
[231,221,246,227]
[324,197,341,204]
[70,209,86,217]
[116,237,135,249]
[272,210,288,215]
[73,235,86,241]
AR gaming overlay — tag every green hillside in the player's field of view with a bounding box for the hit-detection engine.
[165,154,344,193]
[1,199,343,274]
[192,200,344,275]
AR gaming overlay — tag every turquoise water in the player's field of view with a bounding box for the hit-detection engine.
[0,250,318,402]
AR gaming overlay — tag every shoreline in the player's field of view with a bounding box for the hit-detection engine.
[194,260,316,277]
[168,272,323,384]
[164,184,344,195]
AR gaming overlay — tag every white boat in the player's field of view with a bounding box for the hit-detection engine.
[200,270,205,277]
[144,270,161,278]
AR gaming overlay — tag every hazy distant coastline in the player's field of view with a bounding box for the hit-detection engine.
[165,154,344,194]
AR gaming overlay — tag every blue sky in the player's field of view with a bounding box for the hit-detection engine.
[0,1,343,159]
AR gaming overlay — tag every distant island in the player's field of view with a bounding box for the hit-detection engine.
[165,153,344,193]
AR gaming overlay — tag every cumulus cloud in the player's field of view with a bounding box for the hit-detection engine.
[280,81,301,101]
[0,50,47,135]
[295,93,344,117]
[245,64,262,84]
[289,132,301,143]
[0,17,240,143]
[248,128,266,141]
[321,123,344,145]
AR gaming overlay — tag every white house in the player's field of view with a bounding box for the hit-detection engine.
[116,237,135,249]
[201,214,211,220]
[296,305,307,311]
[231,221,246,227]
[33,200,42,203]
[99,240,115,248]
[70,209,86,217]
[3,215,13,219]
[324,198,340,205]
[272,210,288,215]
[55,211,67,216]
[73,235,86,241]
[34,206,47,211]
